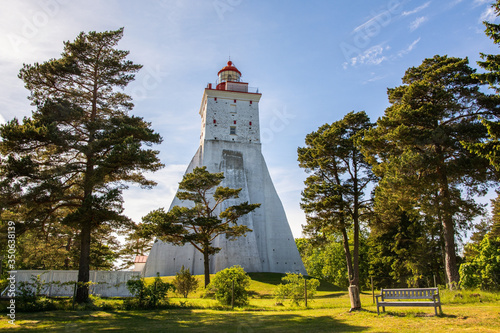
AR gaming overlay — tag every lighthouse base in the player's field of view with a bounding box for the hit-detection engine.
[143,140,306,276]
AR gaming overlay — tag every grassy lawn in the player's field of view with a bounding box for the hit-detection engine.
[1,273,499,332]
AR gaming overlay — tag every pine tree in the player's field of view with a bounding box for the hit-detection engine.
[297,111,373,309]
[142,167,260,287]
[0,28,163,302]
[362,55,494,288]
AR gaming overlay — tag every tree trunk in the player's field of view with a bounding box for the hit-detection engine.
[437,162,460,289]
[76,221,91,303]
[203,246,210,287]
[341,227,361,309]
[64,235,72,269]
[349,162,362,310]
[76,86,97,303]
[442,215,459,288]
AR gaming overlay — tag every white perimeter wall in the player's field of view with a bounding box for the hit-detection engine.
[6,270,140,297]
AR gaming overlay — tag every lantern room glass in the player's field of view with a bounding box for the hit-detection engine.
[219,70,241,83]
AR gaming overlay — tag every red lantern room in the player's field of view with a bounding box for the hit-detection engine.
[218,61,241,83]
[215,61,249,92]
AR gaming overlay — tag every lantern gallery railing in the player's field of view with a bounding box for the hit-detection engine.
[207,82,259,93]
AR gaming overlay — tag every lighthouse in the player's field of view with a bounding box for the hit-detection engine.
[143,61,306,276]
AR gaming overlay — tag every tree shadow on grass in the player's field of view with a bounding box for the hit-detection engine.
[314,292,347,299]
[247,272,343,292]
[380,310,451,318]
[14,308,366,332]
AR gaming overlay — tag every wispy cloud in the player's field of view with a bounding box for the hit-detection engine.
[353,11,391,33]
[348,44,389,67]
[480,7,497,23]
[344,38,421,69]
[410,16,428,31]
[402,2,431,16]
[474,0,493,7]
[397,38,421,57]
[363,75,388,84]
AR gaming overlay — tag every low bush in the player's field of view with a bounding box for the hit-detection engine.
[208,265,251,306]
[173,266,198,298]
[274,273,320,306]
[17,275,56,312]
[125,274,174,309]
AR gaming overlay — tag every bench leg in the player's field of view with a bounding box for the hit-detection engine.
[377,305,380,315]
[382,306,385,313]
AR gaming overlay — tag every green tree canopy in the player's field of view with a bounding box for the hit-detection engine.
[0,28,163,302]
[463,1,500,170]
[297,111,373,310]
[361,55,494,288]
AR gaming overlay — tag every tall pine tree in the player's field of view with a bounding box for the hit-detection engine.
[298,111,373,309]
[0,28,163,302]
[362,56,494,288]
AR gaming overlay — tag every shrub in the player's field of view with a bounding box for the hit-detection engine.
[126,274,174,309]
[173,265,198,298]
[208,265,251,306]
[274,273,320,306]
[17,275,56,312]
[460,235,500,290]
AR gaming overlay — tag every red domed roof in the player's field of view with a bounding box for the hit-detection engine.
[218,61,241,76]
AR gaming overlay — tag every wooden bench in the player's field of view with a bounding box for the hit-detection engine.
[376,288,442,315]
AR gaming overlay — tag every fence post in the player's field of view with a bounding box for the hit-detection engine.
[231,279,235,310]
[433,274,437,288]
[371,276,375,304]
[304,278,308,308]
[72,282,77,309]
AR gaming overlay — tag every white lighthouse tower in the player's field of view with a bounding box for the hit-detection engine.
[143,61,306,276]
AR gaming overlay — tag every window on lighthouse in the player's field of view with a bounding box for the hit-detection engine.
[230,126,236,135]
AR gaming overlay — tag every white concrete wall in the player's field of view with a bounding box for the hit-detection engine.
[200,89,261,144]
[7,270,140,297]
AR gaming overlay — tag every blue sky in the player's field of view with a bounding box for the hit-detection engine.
[1,0,498,239]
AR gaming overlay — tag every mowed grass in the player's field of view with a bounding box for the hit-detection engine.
[2,273,500,332]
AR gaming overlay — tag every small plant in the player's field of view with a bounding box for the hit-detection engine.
[17,275,55,312]
[173,265,199,298]
[274,273,320,306]
[126,273,174,309]
[208,265,251,306]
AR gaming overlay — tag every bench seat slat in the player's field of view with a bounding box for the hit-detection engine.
[377,301,438,307]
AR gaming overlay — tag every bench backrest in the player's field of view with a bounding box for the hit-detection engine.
[381,288,439,300]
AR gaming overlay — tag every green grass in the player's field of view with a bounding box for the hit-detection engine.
[2,273,500,332]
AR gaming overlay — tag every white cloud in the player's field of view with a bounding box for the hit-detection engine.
[480,7,497,23]
[397,38,421,57]
[353,10,392,34]
[122,164,188,223]
[347,38,420,70]
[363,75,388,84]
[474,0,493,7]
[0,113,6,125]
[410,16,428,31]
[402,2,431,16]
[349,44,389,67]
